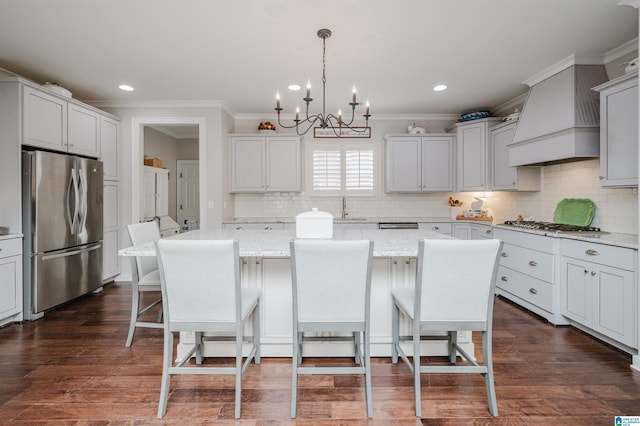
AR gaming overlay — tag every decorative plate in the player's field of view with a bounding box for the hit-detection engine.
[553,198,596,227]
[459,110,491,122]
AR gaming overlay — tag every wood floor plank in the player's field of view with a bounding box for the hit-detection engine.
[1,283,639,424]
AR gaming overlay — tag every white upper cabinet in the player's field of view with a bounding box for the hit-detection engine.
[230,134,301,192]
[593,71,638,188]
[385,134,455,192]
[455,118,501,191]
[68,103,100,157]
[21,82,116,159]
[489,121,540,191]
[100,116,120,180]
[22,86,67,151]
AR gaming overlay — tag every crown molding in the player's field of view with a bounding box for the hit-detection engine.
[88,99,226,109]
[604,37,639,63]
[618,0,639,8]
[521,53,605,87]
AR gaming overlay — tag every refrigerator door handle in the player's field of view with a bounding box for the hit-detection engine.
[41,243,101,261]
[77,166,87,233]
[67,168,79,234]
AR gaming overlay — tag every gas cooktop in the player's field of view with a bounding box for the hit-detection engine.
[502,220,605,233]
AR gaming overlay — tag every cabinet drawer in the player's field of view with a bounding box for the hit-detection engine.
[561,239,636,271]
[499,243,553,282]
[494,228,554,252]
[0,238,22,258]
[496,265,553,312]
[418,222,452,234]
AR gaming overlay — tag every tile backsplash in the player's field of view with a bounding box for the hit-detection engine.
[234,159,638,235]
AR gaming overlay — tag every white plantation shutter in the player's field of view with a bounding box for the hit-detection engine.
[312,149,341,190]
[345,149,374,191]
[308,142,377,195]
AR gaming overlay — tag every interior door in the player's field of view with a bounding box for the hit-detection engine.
[177,160,199,229]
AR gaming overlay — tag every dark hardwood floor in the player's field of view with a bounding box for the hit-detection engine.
[1,282,639,425]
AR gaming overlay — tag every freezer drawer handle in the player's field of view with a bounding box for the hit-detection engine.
[585,249,599,256]
[42,244,101,261]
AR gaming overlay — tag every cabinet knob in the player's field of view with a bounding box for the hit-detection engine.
[264,226,272,230]
[528,260,537,267]
[486,229,492,234]
[501,252,508,257]
[501,276,508,281]
[599,176,604,180]
[591,271,597,276]
[529,288,538,294]
[236,226,243,230]
[585,249,599,256]
[433,226,440,230]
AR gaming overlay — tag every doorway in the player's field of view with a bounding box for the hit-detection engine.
[131,117,207,230]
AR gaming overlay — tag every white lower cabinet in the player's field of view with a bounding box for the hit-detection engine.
[222,222,285,231]
[453,222,492,240]
[493,228,566,325]
[0,237,23,326]
[561,239,637,350]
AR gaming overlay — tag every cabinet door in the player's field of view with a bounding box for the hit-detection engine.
[593,265,635,347]
[457,122,486,191]
[155,170,170,217]
[102,229,120,281]
[471,224,493,239]
[490,122,518,190]
[68,103,100,157]
[22,86,67,151]
[453,223,470,239]
[260,258,293,343]
[561,258,591,323]
[266,136,300,191]
[230,137,265,192]
[101,116,120,180]
[600,81,638,187]
[385,137,422,192]
[0,239,22,322]
[143,168,157,218]
[103,182,119,230]
[422,137,455,191]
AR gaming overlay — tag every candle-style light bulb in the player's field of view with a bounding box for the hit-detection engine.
[352,86,357,103]
[276,91,280,109]
[365,100,370,115]
[306,80,311,98]
[338,108,342,123]
[295,105,300,121]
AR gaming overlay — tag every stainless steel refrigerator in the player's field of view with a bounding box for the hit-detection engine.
[22,150,103,319]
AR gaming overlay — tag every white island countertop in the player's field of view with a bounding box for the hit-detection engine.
[119,228,456,258]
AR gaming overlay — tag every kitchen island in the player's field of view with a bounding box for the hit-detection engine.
[120,228,476,358]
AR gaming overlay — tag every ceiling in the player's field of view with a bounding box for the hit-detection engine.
[0,0,637,118]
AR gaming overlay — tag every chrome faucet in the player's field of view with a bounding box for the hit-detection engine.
[341,196,348,219]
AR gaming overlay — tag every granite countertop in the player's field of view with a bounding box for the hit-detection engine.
[225,216,468,224]
[492,224,638,250]
[119,228,455,258]
[0,233,23,241]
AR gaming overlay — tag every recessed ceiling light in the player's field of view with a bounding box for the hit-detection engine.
[288,84,301,91]
[433,84,447,92]
[119,84,134,91]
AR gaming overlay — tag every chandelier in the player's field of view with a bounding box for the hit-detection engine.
[274,28,371,137]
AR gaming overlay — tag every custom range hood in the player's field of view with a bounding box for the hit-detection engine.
[509,57,608,166]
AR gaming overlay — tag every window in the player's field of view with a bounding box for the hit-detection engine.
[306,141,378,196]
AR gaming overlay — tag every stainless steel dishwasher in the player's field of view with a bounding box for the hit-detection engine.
[378,222,419,230]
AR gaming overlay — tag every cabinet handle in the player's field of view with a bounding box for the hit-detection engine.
[432,226,440,230]
[598,176,604,180]
[501,276,508,281]
[584,269,588,274]
[392,260,397,265]
[529,288,538,294]
[405,260,410,265]
[591,271,597,276]
[528,260,537,267]
[486,229,492,234]
[585,249,599,256]
[501,252,508,257]
[236,226,243,230]
[264,226,272,230]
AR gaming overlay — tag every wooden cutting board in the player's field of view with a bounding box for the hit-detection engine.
[455,216,493,222]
